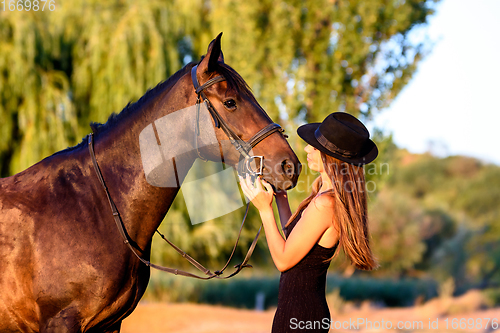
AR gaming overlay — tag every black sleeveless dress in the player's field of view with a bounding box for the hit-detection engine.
[271,208,338,333]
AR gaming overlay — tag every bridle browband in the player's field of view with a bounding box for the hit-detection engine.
[87,64,286,279]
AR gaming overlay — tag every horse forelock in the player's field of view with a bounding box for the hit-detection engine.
[215,63,257,102]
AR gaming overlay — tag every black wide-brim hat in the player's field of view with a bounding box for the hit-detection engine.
[297,112,378,165]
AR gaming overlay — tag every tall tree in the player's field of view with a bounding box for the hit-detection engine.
[0,0,438,175]
[0,0,439,269]
[208,0,438,123]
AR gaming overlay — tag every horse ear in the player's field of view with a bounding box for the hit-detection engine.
[197,32,224,75]
[208,32,224,70]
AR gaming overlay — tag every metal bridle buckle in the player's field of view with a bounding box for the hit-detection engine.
[246,156,264,177]
[238,155,264,183]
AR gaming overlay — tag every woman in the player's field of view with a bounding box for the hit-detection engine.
[239,112,379,333]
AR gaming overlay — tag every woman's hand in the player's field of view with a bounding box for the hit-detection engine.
[239,174,274,212]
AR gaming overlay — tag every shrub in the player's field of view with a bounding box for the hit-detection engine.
[144,272,438,309]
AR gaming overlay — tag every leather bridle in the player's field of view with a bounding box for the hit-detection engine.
[87,64,286,279]
[191,64,285,180]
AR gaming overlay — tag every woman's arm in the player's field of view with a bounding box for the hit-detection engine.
[240,175,334,272]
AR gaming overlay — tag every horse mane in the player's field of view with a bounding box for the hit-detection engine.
[90,62,197,134]
[56,59,256,154]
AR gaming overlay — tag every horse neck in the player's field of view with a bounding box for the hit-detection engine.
[92,80,198,250]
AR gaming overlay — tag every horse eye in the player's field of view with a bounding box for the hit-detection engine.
[223,99,237,110]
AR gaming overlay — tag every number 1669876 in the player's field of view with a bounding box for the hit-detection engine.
[2,0,56,11]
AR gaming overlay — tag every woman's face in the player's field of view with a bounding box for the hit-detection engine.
[304,144,324,173]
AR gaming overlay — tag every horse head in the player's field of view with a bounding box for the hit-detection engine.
[189,33,301,190]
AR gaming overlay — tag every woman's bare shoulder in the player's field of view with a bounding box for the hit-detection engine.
[300,194,334,223]
[299,194,334,229]
[310,192,335,210]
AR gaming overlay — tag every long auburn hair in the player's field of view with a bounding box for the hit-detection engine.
[286,152,378,270]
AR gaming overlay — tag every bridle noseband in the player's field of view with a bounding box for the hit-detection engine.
[87,64,287,280]
[191,64,285,180]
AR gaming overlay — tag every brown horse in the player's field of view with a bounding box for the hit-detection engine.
[0,34,300,332]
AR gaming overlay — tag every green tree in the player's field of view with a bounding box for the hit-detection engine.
[209,0,438,123]
[375,151,500,290]
[368,188,426,275]
[0,0,440,270]
[1,0,439,175]
[0,10,79,174]
[454,166,500,289]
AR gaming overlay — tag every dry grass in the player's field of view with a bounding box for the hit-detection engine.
[122,296,500,333]
[121,303,276,333]
[418,289,493,318]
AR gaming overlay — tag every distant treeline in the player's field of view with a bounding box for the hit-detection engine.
[366,145,500,292]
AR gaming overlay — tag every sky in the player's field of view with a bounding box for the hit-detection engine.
[370,0,500,165]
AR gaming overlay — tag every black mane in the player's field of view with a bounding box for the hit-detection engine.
[90,62,197,134]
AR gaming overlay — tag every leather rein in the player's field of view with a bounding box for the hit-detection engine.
[87,64,285,279]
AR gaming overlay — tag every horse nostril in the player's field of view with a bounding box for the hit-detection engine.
[281,160,295,179]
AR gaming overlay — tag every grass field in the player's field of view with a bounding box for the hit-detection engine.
[122,292,500,333]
